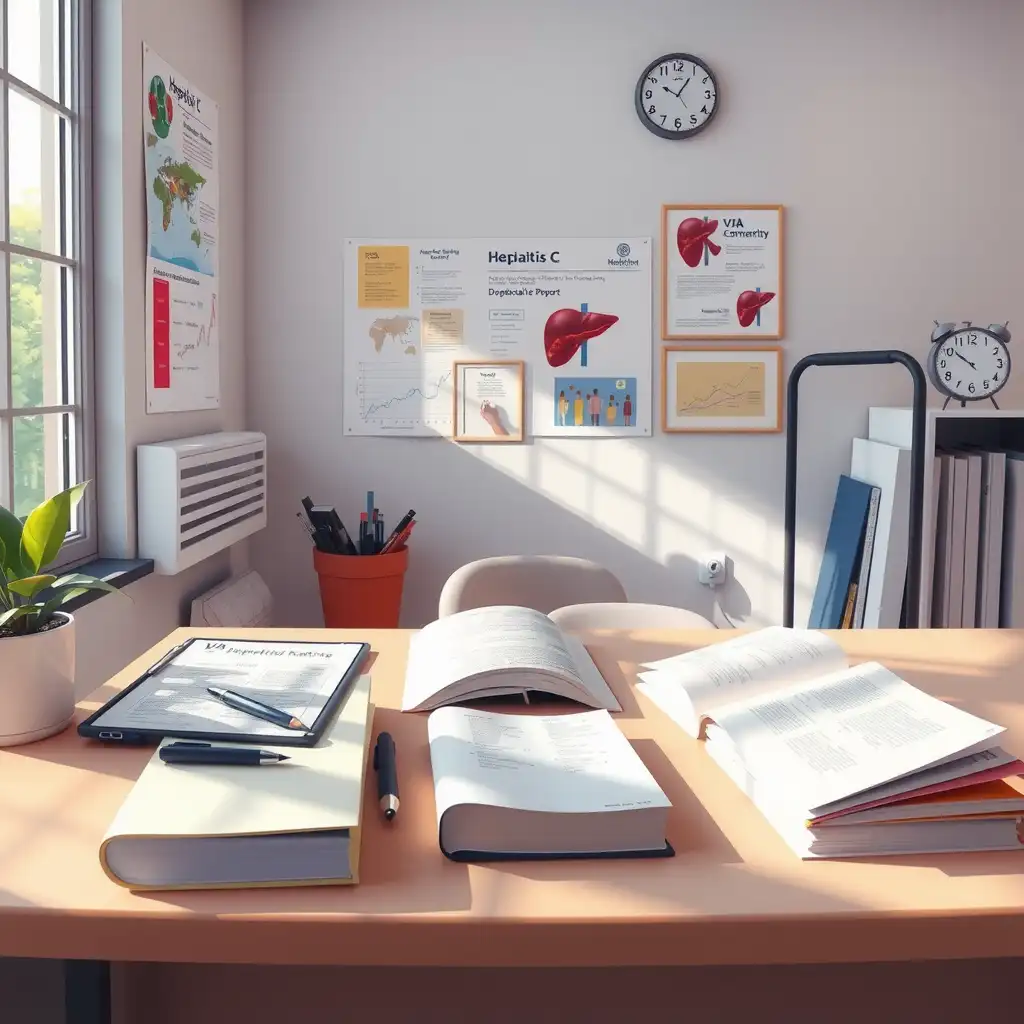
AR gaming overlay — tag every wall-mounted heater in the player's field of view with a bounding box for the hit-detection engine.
[137,431,267,575]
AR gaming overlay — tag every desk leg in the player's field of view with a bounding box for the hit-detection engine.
[63,960,111,1024]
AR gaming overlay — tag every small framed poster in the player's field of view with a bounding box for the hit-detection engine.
[662,204,784,340]
[662,346,782,433]
[453,360,525,442]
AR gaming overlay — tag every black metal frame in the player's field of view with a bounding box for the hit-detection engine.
[783,350,927,629]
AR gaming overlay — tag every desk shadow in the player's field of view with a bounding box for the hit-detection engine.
[1,711,149,781]
[851,851,1024,877]
[584,633,726,721]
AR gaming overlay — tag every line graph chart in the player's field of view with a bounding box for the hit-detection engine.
[352,361,453,434]
[173,291,217,362]
[675,362,765,418]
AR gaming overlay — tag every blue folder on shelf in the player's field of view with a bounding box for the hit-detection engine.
[809,475,875,629]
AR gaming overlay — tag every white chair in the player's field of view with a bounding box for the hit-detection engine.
[438,556,627,618]
[549,602,716,631]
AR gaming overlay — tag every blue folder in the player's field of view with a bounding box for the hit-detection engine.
[808,475,874,629]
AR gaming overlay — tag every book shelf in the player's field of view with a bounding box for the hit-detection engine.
[868,406,1024,627]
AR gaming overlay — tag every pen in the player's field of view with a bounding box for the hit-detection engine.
[206,686,310,731]
[381,518,414,555]
[373,731,400,820]
[296,511,318,543]
[359,512,374,555]
[379,509,416,553]
[375,514,384,552]
[160,741,290,766]
[366,490,374,526]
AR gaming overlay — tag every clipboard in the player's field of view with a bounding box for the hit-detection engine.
[78,637,370,746]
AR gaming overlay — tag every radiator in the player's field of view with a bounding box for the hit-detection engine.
[137,431,267,575]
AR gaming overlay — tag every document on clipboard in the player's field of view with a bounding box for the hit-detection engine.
[79,637,370,746]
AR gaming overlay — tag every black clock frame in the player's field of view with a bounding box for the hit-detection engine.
[635,52,719,140]
[926,326,1010,409]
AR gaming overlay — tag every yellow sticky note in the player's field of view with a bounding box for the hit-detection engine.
[357,245,410,308]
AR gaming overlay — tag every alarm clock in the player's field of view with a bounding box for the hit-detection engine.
[926,321,1011,409]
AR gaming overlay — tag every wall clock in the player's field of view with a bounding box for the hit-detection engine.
[635,53,719,140]
[927,321,1011,409]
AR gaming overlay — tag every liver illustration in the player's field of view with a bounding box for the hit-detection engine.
[676,217,722,268]
[736,290,776,328]
[543,309,619,367]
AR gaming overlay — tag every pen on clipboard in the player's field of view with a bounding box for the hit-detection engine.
[206,686,309,731]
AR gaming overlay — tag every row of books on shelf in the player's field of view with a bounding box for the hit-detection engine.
[811,430,1024,630]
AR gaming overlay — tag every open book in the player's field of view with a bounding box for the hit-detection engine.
[402,605,620,713]
[638,628,1024,858]
[427,706,672,861]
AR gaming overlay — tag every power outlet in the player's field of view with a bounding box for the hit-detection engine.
[698,551,728,587]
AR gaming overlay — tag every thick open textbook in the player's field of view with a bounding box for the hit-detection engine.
[638,627,1024,858]
[100,673,373,890]
[427,706,672,861]
[402,605,620,712]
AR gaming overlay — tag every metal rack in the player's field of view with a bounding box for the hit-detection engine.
[782,351,927,629]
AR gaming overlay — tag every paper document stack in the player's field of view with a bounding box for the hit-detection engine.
[637,627,1024,859]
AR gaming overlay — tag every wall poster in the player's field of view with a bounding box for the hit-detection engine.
[143,44,220,413]
[343,237,653,438]
[662,205,783,341]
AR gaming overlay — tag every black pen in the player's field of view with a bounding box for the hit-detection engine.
[373,731,400,820]
[206,686,310,731]
[379,509,416,554]
[160,741,289,766]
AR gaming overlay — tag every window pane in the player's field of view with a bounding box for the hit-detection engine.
[9,89,68,258]
[12,411,73,518]
[7,0,61,102]
[11,255,67,408]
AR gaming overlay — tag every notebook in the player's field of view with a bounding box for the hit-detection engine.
[99,672,373,891]
[427,706,673,861]
[402,605,620,712]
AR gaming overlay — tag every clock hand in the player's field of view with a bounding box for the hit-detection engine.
[953,350,977,371]
[679,77,691,92]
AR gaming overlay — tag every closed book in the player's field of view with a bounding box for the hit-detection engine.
[100,672,373,891]
[427,706,672,861]
[852,485,880,627]
[808,475,875,629]
[850,438,911,628]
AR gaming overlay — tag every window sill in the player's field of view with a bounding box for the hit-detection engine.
[60,558,155,613]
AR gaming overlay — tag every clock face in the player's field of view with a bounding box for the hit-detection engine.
[635,53,718,140]
[930,328,1010,401]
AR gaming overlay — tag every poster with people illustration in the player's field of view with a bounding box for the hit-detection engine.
[554,377,638,429]
[662,205,784,340]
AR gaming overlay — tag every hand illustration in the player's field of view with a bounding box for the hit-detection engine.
[480,401,509,436]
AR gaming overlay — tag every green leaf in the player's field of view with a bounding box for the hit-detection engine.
[20,482,87,572]
[50,572,124,597]
[0,605,35,629]
[0,505,27,577]
[8,574,57,599]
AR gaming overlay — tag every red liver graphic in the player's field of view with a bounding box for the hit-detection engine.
[736,290,776,328]
[677,217,722,268]
[543,309,618,367]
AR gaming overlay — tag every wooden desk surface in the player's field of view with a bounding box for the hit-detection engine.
[3,626,1024,969]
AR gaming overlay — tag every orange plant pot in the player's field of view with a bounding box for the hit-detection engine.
[312,545,409,628]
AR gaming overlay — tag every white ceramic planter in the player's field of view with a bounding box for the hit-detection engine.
[0,613,76,746]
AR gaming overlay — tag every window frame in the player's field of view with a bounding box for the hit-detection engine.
[0,0,95,567]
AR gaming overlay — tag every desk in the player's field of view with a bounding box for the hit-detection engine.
[3,627,1024,1023]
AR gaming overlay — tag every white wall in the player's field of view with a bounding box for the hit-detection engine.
[244,0,1024,630]
[78,0,246,694]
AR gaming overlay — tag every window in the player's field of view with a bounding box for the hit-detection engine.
[0,0,93,563]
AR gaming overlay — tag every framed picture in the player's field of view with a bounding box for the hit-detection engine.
[453,360,525,442]
[661,346,783,433]
[662,204,784,340]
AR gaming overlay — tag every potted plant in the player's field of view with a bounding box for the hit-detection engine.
[0,483,119,746]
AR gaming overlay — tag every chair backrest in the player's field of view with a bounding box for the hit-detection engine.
[549,602,716,632]
[438,556,627,618]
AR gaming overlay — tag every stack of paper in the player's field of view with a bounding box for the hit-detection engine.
[637,627,1024,858]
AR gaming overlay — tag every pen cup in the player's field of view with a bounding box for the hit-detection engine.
[313,544,409,628]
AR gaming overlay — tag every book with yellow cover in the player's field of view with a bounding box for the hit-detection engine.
[99,672,373,891]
